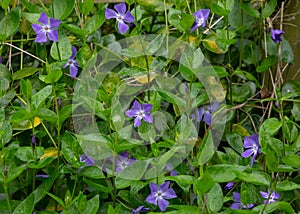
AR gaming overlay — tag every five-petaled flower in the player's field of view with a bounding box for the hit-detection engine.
[115,152,136,172]
[125,100,153,127]
[145,181,177,211]
[63,46,80,78]
[271,29,285,43]
[190,9,210,32]
[260,190,280,204]
[105,3,135,35]
[230,192,255,210]
[78,153,95,172]
[132,205,150,214]
[32,13,61,43]
[193,102,219,126]
[241,134,261,166]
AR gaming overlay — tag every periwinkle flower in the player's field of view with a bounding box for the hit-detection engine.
[31,13,61,43]
[145,181,177,211]
[271,29,285,43]
[260,190,280,204]
[63,46,80,78]
[165,164,178,176]
[194,102,219,126]
[125,100,153,127]
[115,152,136,172]
[230,192,255,210]
[132,205,150,214]
[35,174,49,178]
[105,3,135,35]
[190,9,210,32]
[31,135,37,149]
[0,57,2,64]
[241,134,261,166]
[225,182,235,191]
[78,153,95,172]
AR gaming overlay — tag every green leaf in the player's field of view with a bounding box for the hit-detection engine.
[0,7,20,40]
[6,165,27,183]
[82,177,111,193]
[282,154,300,168]
[50,32,72,61]
[236,171,271,186]
[194,171,215,194]
[118,160,148,180]
[0,121,12,145]
[50,0,74,20]
[168,8,184,31]
[259,118,282,148]
[226,133,244,154]
[207,183,223,212]
[198,130,215,165]
[263,201,295,214]
[12,194,34,214]
[265,145,278,171]
[42,69,63,84]
[37,108,58,124]
[62,23,85,37]
[86,194,99,214]
[85,6,105,36]
[256,55,278,73]
[78,0,94,15]
[166,175,196,193]
[232,82,255,103]
[0,0,10,10]
[32,85,52,110]
[206,164,247,182]
[146,34,165,54]
[211,3,230,16]
[180,13,194,32]
[28,156,56,169]
[61,131,81,165]
[15,146,43,162]
[237,1,260,18]
[20,79,32,101]
[262,0,277,19]
[276,181,300,191]
[11,67,40,80]
[291,103,300,121]
[47,192,66,208]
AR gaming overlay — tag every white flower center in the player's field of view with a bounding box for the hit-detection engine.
[156,190,164,199]
[196,17,205,26]
[116,14,124,22]
[137,110,145,118]
[42,25,51,33]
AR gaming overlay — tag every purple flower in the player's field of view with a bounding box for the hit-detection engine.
[132,206,150,214]
[241,134,261,166]
[0,57,2,64]
[115,152,136,172]
[63,46,80,78]
[125,100,153,127]
[145,181,177,211]
[78,153,95,172]
[190,9,210,32]
[225,182,235,190]
[105,3,135,35]
[271,29,285,43]
[194,102,219,126]
[35,174,49,178]
[260,190,280,204]
[165,164,178,176]
[31,13,61,43]
[31,135,37,148]
[230,192,255,210]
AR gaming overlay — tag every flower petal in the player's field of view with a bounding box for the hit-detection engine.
[149,182,158,193]
[145,193,157,205]
[49,18,61,28]
[158,198,169,211]
[70,46,77,59]
[32,24,43,34]
[47,30,59,42]
[241,149,253,158]
[260,191,269,199]
[105,8,117,19]
[63,61,70,69]
[85,156,95,166]
[142,104,152,112]
[38,13,49,25]
[134,116,142,127]
[143,113,153,124]
[203,111,212,125]
[70,65,78,78]
[118,21,129,34]
[163,188,177,199]
[230,202,241,209]
[132,100,142,111]
[35,32,48,43]
[250,153,257,166]
[233,192,240,202]
[160,181,170,192]
[114,2,126,15]
[124,11,135,23]
[190,22,200,32]
[126,109,138,118]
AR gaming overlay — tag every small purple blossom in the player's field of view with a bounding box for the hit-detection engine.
[78,153,95,172]
[241,134,261,166]
[190,9,210,32]
[193,102,219,126]
[31,135,37,148]
[35,174,49,178]
[165,164,178,176]
[31,13,61,43]
[0,57,2,64]
[230,192,255,210]
[145,181,177,212]
[63,46,80,78]
[271,29,285,43]
[115,152,136,172]
[125,100,153,127]
[260,190,280,204]
[132,206,150,214]
[225,182,235,191]
[105,3,135,35]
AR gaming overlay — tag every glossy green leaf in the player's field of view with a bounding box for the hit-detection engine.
[198,130,215,165]
[282,154,300,168]
[236,171,271,186]
[262,0,277,19]
[12,194,34,214]
[50,32,72,61]
[207,183,223,212]
[50,0,74,20]
[0,7,20,40]
[12,67,40,80]
[237,2,260,18]
[32,85,52,110]
[256,55,277,73]
[276,181,300,191]
[0,121,12,145]
[85,6,106,36]
[78,0,94,15]
[194,171,215,194]
[211,2,230,16]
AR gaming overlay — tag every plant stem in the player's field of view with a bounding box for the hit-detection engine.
[3,180,12,214]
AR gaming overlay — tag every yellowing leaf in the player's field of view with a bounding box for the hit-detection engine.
[29,117,42,129]
[12,117,42,130]
[40,148,58,160]
[202,35,224,54]
[133,72,158,84]
[232,124,250,137]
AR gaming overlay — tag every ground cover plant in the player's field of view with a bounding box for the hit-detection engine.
[0,0,300,213]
